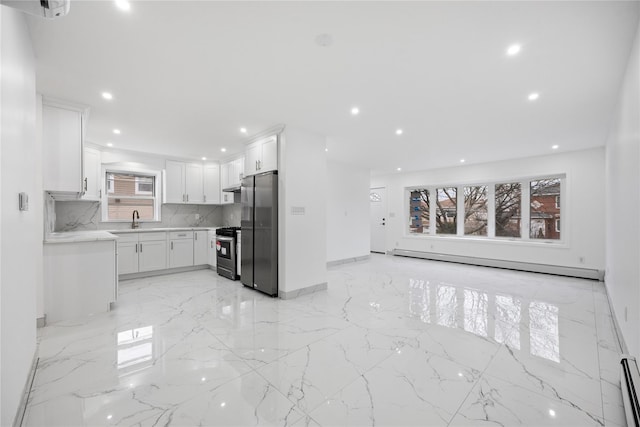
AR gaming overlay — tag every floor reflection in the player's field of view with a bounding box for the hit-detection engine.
[117,325,154,375]
[408,279,559,362]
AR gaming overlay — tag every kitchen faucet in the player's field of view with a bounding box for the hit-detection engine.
[132,210,140,229]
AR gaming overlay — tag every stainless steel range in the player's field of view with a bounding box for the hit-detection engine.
[216,227,240,280]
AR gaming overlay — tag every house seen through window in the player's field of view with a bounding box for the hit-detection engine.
[106,172,156,221]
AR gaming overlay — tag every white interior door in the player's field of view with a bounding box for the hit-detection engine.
[370,187,387,253]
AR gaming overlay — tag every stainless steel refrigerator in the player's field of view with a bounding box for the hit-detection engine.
[240,171,278,296]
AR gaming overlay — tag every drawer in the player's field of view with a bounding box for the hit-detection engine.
[114,234,138,243]
[169,231,193,240]
[139,231,167,242]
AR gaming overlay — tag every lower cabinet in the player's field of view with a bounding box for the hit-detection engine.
[207,230,217,267]
[116,232,167,275]
[116,229,215,276]
[194,230,208,266]
[169,231,194,268]
[138,239,167,272]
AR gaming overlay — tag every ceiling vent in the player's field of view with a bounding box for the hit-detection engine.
[1,0,70,19]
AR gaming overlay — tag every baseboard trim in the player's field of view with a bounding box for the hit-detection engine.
[14,352,39,427]
[604,280,628,354]
[392,249,604,281]
[327,255,370,268]
[279,282,327,300]
[119,264,210,281]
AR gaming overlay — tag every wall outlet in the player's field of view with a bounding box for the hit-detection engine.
[579,256,585,264]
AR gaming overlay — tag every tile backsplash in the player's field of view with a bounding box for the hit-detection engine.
[53,201,225,232]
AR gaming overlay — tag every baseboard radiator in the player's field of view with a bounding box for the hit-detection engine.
[621,355,640,427]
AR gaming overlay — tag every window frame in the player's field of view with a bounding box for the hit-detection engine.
[405,173,565,245]
[101,165,162,223]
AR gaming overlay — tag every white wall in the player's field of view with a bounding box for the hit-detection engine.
[371,147,605,271]
[326,160,370,263]
[605,22,640,356]
[279,127,327,294]
[1,6,41,425]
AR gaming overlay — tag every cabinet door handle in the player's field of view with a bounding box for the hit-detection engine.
[171,242,174,250]
[140,243,142,252]
[135,243,138,253]
[84,178,88,192]
[211,241,213,248]
[99,189,102,198]
[256,160,258,171]
[195,233,198,241]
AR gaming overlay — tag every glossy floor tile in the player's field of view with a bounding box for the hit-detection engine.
[23,255,625,426]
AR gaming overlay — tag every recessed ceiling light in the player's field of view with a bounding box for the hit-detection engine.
[506,44,521,56]
[106,415,113,420]
[396,167,402,171]
[315,33,333,47]
[552,145,559,150]
[240,127,247,134]
[548,409,556,418]
[102,92,113,100]
[107,142,113,147]
[220,148,227,152]
[325,148,328,152]
[115,0,130,11]
[396,129,403,135]
[201,157,207,161]
[113,129,121,135]
[460,159,465,163]
[528,92,540,101]
[351,107,359,115]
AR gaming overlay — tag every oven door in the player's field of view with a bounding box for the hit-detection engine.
[216,236,234,261]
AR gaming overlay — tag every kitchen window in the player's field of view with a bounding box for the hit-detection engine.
[102,167,162,222]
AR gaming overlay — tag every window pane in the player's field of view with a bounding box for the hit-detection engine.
[108,198,154,220]
[409,189,430,234]
[106,173,156,221]
[464,186,487,236]
[495,183,521,237]
[108,173,155,197]
[435,187,457,235]
[530,178,561,240]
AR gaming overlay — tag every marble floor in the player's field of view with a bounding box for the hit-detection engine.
[24,254,625,426]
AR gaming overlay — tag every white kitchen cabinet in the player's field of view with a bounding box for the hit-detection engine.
[138,233,168,272]
[185,163,204,203]
[82,147,102,200]
[44,239,117,323]
[165,161,204,204]
[115,232,167,275]
[207,230,217,267]
[193,230,208,265]
[220,156,244,205]
[203,164,220,204]
[169,231,194,268]
[165,160,185,203]
[245,136,277,176]
[42,100,87,195]
[117,240,139,275]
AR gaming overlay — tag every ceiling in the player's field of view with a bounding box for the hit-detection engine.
[26,1,640,175]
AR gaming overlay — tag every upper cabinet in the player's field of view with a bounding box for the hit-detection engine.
[42,99,88,195]
[245,136,277,176]
[81,147,102,200]
[220,156,244,204]
[165,160,204,204]
[203,164,220,204]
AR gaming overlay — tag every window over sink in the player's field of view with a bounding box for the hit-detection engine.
[102,166,162,222]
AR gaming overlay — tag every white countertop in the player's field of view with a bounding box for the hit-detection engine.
[44,226,228,244]
[109,226,222,234]
[44,231,118,244]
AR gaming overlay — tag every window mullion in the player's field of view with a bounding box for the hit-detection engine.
[521,180,531,241]
[487,185,496,238]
